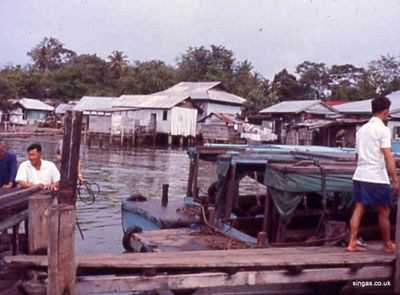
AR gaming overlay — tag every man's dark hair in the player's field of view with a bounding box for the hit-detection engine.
[27,143,42,153]
[372,96,391,115]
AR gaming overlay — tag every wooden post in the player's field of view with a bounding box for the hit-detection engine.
[257,231,267,248]
[162,184,169,207]
[192,152,200,200]
[58,110,83,205]
[225,164,237,218]
[186,162,195,197]
[394,195,400,293]
[179,136,184,147]
[208,206,216,226]
[47,204,76,295]
[262,189,272,241]
[12,223,19,255]
[28,194,53,254]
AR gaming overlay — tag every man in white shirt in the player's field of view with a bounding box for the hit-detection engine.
[16,143,60,191]
[348,96,399,253]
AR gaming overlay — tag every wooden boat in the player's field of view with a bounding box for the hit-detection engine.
[121,143,399,252]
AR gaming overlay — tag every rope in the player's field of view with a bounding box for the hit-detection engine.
[77,180,100,205]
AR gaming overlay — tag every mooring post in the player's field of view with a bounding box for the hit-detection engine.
[58,110,83,205]
[394,195,400,293]
[162,184,169,207]
[47,204,76,295]
[28,194,53,254]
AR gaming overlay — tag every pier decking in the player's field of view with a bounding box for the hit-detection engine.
[4,243,394,294]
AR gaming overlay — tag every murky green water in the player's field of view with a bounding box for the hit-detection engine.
[4,136,208,254]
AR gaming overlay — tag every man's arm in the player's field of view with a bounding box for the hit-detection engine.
[382,148,399,194]
[18,180,40,189]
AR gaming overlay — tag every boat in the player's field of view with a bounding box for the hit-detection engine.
[121,143,399,251]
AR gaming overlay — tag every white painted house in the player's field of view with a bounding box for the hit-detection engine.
[153,82,245,120]
[112,94,199,137]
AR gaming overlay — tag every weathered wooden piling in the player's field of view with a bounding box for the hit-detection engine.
[28,194,53,254]
[162,184,169,207]
[47,204,76,295]
[58,110,83,205]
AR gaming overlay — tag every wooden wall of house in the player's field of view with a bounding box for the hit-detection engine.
[89,115,111,133]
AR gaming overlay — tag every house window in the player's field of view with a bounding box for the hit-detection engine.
[163,110,168,121]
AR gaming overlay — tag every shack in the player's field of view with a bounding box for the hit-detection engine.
[197,112,243,143]
[72,96,116,133]
[112,94,199,144]
[334,90,400,139]
[153,81,245,121]
[259,100,338,144]
[11,98,54,125]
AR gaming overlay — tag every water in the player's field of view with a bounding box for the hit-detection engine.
[4,136,265,254]
[4,136,203,254]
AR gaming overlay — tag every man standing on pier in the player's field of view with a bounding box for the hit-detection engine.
[16,143,60,191]
[0,140,17,189]
[348,96,398,253]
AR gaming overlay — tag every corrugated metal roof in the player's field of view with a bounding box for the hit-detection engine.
[55,103,75,114]
[154,82,245,105]
[259,100,336,114]
[73,96,116,111]
[334,90,400,114]
[112,94,189,109]
[17,98,54,111]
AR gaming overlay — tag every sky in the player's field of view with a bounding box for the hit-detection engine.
[1,0,400,80]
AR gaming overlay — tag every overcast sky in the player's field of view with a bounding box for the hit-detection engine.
[1,0,400,80]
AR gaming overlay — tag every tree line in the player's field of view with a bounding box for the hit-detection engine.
[0,37,399,115]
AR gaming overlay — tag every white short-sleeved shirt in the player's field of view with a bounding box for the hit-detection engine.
[16,159,60,185]
[353,117,392,184]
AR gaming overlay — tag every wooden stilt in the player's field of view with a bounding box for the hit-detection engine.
[168,135,172,146]
[47,204,76,295]
[28,194,53,254]
[262,188,272,242]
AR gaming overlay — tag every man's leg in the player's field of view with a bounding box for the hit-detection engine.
[347,202,366,252]
[378,205,395,253]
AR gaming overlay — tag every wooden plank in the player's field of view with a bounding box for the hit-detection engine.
[5,245,395,271]
[47,205,76,295]
[0,209,27,231]
[74,266,393,294]
[28,194,53,254]
[130,228,248,252]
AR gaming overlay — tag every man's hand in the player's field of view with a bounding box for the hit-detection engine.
[2,182,13,189]
[43,183,58,191]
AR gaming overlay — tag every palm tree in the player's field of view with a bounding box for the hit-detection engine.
[108,51,128,78]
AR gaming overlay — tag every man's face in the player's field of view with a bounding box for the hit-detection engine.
[0,145,5,159]
[28,148,41,166]
[382,109,390,122]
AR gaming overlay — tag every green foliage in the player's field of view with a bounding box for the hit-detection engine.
[27,37,76,72]
[1,36,400,114]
